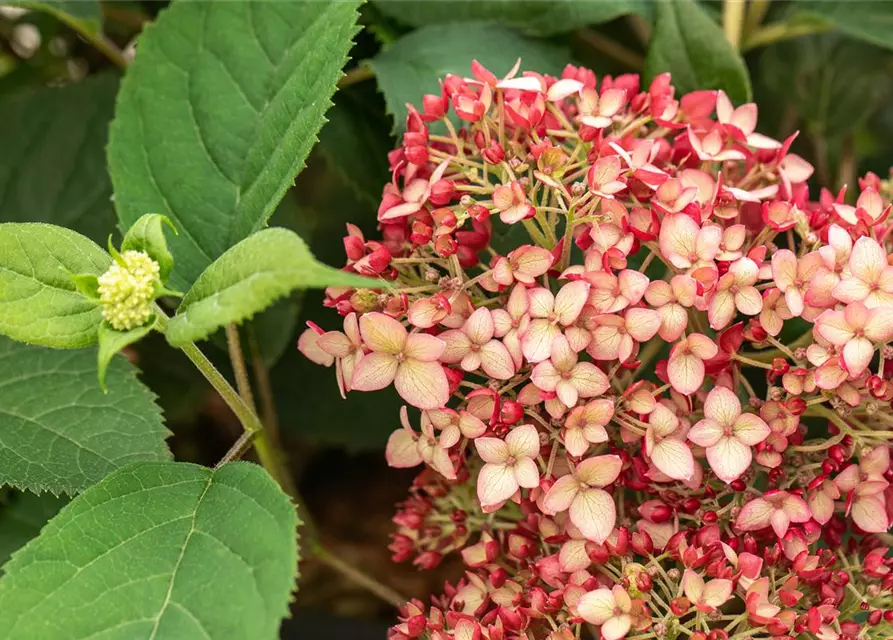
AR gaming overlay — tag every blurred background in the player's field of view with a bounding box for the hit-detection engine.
[1,0,891,636]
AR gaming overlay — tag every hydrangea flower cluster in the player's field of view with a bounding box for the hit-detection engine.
[300,61,893,640]
[97,250,160,330]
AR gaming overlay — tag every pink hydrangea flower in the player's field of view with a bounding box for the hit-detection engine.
[563,399,614,457]
[688,386,770,483]
[349,312,449,409]
[814,302,893,376]
[645,403,695,481]
[644,274,697,341]
[577,585,633,640]
[682,569,733,612]
[707,257,762,329]
[491,244,554,286]
[542,454,621,543]
[736,490,811,538]
[475,424,541,510]
[833,236,893,308]
[835,446,891,533]
[439,307,515,379]
[522,280,589,362]
[588,308,661,363]
[658,213,721,271]
[667,333,718,395]
[532,334,610,407]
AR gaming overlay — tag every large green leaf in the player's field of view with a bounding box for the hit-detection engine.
[0,462,299,639]
[370,23,568,130]
[14,1,103,34]
[108,0,362,289]
[373,0,649,36]
[0,224,109,348]
[0,337,170,495]
[0,492,67,568]
[795,1,893,51]
[644,0,751,103]
[0,74,118,244]
[758,35,893,142]
[165,228,378,347]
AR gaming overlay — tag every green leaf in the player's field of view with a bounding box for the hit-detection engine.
[166,228,378,347]
[0,462,299,639]
[0,73,118,244]
[0,337,170,495]
[757,34,893,142]
[0,223,109,349]
[121,214,177,283]
[97,320,156,392]
[0,492,68,569]
[108,0,362,290]
[14,1,102,35]
[69,273,100,301]
[370,23,568,130]
[317,92,394,208]
[373,0,650,36]
[644,0,751,103]
[794,1,893,51]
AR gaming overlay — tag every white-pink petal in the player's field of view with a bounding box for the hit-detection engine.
[359,312,407,353]
[477,463,519,507]
[394,359,449,409]
[349,352,399,392]
[571,488,616,543]
[706,436,752,483]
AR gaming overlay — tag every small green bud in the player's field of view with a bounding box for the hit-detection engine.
[97,250,160,331]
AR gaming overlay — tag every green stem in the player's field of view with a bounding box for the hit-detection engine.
[337,63,373,89]
[153,308,262,436]
[576,28,644,70]
[312,544,406,609]
[723,0,747,49]
[153,306,405,607]
[744,0,771,36]
[740,330,814,362]
[732,353,774,370]
[39,7,129,69]
[225,325,257,413]
[742,21,835,52]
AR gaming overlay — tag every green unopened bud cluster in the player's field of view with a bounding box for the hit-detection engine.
[97,250,160,331]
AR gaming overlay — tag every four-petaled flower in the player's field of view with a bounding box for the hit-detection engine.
[440,307,516,380]
[645,403,695,481]
[688,387,770,483]
[658,214,721,271]
[835,446,891,533]
[532,334,610,407]
[543,454,622,543]
[563,399,614,457]
[708,257,762,329]
[522,280,590,362]
[833,236,893,308]
[350,312,449,409]
[815,302,893,376]
[475,424,541,510]
[682,569,733,612]
[735,490,811,538]
[578,585,633,640]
